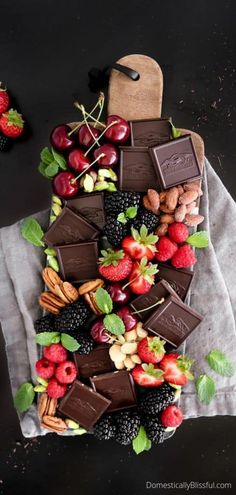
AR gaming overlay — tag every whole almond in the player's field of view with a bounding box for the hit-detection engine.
[159,191,167,203]
[160,214,174,225]
[159,204,175,214]
[147,189,160,212]
[177,185,184,196]
[185,214,204,226]
[184,181,203,196]
[178,190,199,205]
[186,201,197,214]
[143,195,153,212]
[165,187,179,211]
[155,223,168,236]
[174,205,187,222]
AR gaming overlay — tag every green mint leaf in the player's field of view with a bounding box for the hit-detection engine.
[132,426,152,454]
[103,313,125,336]
[206,349,235,377]
[187,231,209,248]
[45,161,59,178]
[125,206,138,219]
[51,148,67,170]
[195,374,216,405]
[61,333,80,352]
[14,383,35,413]
[21,217,45,247]
[36,332,60,346]
[117,212,127,224]
[171,124,182,139]
[95,287,113,314]
[40,147,53,165]
[38,161,52,178]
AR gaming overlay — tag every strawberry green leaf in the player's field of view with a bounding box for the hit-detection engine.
[40,147,53,165]
[206,349,235,377]
[61,333,80,352]
[51,148,67,170]
[14,383,35,413]
[195,374,216,405]
[21,217,45,247]
[7,109,24,128]
[132,426,152,454]
[126,206,138,219]
[36,332,60,346]
[140,224,148,239]
[95,287,113,314]
[186,231,209,248]
[142,363,164,378]
[171,124,182,139]
[117,212,127,224]
[103,313,125,335]
[99,249,124,267]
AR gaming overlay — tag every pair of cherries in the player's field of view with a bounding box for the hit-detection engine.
[51,115,130,198]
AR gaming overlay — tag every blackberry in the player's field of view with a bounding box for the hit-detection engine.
[105,191,141,214]
[34,314,55,333]
[139,383,175,415]
[103,214,130,247]
[75,331,94,354]
[54,300,91,334]
[0,133,10,152]
[143,417,165,444]
[93,415,116,440]
[132,208,159,233]
[114,410,141,445]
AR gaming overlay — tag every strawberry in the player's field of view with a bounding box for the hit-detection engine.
[122,225,158,261]
[127,257,158,294]
[155,237,178,262]
[168,222,189,244]
[132,363,164,387]
[138,336,166,364]
[0,84,10,114]
[0,109,24,138]
[98,248,133,281]
[159,353,194,386]
[160,405,183,428]
[171,244,197,268]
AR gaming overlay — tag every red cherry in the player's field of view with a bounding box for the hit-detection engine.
[90,320,110,343]
[107,283,131,304]
[77,124,101,148]
[68,148,91,173]
[52,171,79,198]
[93,143,119,168]
[116,306,138,331]
[50,125,74,151]
[105,115,130,143]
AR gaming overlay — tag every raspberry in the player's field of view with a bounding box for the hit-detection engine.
[171,244,197,268]
[155,237,178,262]
[47,378,67,398]
[35,358,55,380]
[168,223,189,244]
[43,343,67,363]
[55,360,77,384]
[160,405,183,428]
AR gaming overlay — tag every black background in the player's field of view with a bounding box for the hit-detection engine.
[0,1,236,494]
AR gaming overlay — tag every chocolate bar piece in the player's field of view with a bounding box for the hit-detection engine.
[130,118,172,147]
[157,263,194,300]
[130,279,181,322]
[74,345,115,379]
[119,146,160,192]
[55,240,99,283]
[90,370,137,412]
[144,295,203,348]
[66,192,106,230]
[59,380,111,430]
[149,135,202,190]
[43,206,99,247]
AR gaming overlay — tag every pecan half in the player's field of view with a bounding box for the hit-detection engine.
[39,292,66,314]
[41,415,67,433]
[78,279,104,295]
[84,291,103,315]
[42,267,62,293]
[37,393,57,418]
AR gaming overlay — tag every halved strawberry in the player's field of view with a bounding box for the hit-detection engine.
[138,336,166,364]
[122,225,158,261]
[132,363,164,387]
[159,353,194,386]
[98,248,133,282]
[127,257,158,294]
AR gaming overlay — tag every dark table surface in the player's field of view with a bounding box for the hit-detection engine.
[0,1,236,494]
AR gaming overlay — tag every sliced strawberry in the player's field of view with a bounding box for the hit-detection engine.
[98,248,133,282]
[122,225,158,261]
[159,353,194,386]
[127,257,158,295]
[138,336,166,364]
[132,363,164,387]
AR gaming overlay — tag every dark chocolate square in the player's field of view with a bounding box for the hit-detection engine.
[130,279,181,322]
[66,192,106,230]
[90,370,137,412]
[74,345,115,379]
[55,240,99,283]
[130,118,172,147]
[149,135,202,189]
[157,263,194,301]
[144,295,203,348]
[59,380,111,430]
[119,146,160,192]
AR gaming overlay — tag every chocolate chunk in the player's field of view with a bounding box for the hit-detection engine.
[149,135,202,189]
[55,240,99,283]
[119,146,160,192]
[90,370,137,412]
[144,295,203,348]
[59,380,111,430]
[66,192,106,230]
[74,345,115,379]
[130,279,181,322]
[130,118,172,147]
[157,263,194,300]
[43,206,99,247]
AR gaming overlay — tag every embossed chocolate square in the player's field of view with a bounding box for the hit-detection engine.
[149,135,202,189]
[66,192,106,230]
[144,295,203,348]
[119,146,160,192]
[74,345,115,379]
[90,370,137,412]
[130,118,172,147]
[157,263,194,301]
[59,380,111,430]
[55,240,99,283]
[130,279,181,322]
[43,206,99,247]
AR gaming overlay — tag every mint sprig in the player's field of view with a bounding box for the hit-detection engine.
[21,217,45,247]
[206,349,235,377]
[103,313,125,336]
[14,383,35,413]
[186,231,209,248]
[132,426,152,455]
[36,332,60,346]
[117,206,138,225]
[38,147,67,179]
[36,332,80,351]
[195,374,216,405]
[95,287,113,314]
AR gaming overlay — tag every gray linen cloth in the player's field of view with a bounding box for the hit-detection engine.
[0,158,236,438]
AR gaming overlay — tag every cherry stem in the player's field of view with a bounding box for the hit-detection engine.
[84,120,118,157]
[74,102,106,128]
[68,98,101,136]
[71,153,105,183]
[131,297,165,315]
[94,93,104,129]
[81,105,101,148]
[122,273,141,291]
